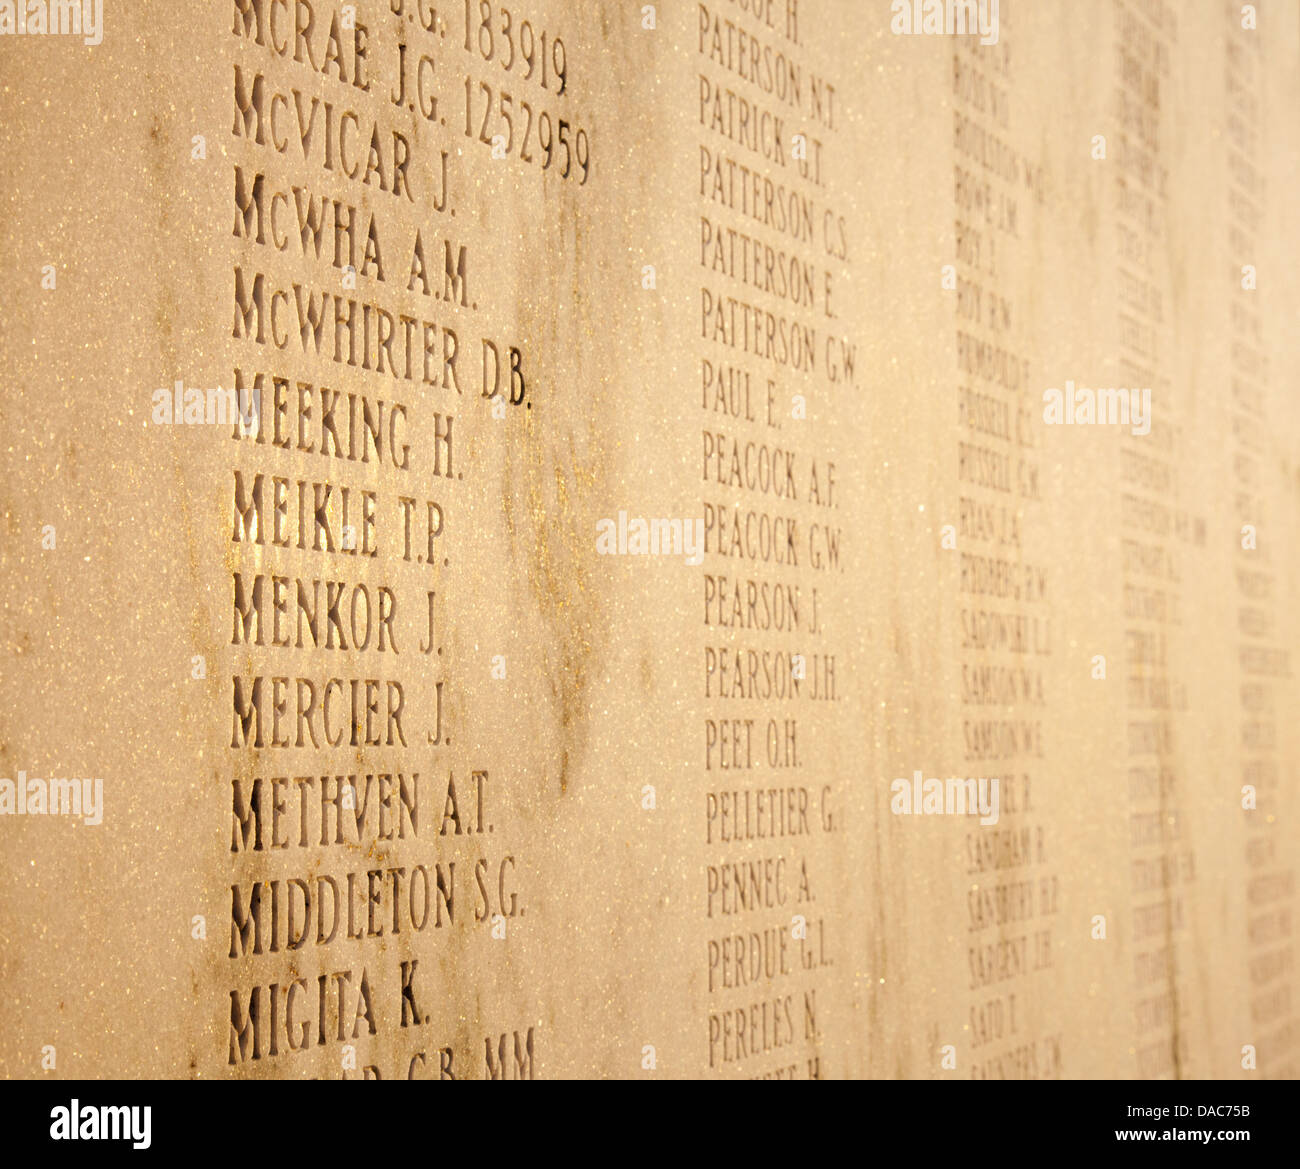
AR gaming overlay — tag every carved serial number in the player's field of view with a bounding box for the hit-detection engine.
[463,78,590,183]
[464,0,568,95]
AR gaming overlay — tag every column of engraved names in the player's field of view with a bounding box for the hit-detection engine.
[1111,0,1199,1079]
[696,0,852,1078]
[950,17,1060,1079]
[221,0,586,1078]
[1223,4,1295,1078]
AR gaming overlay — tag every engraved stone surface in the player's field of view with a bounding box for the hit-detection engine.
[0,0,1297,1080]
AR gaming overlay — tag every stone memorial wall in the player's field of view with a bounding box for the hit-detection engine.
[0,0,1297,1080]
